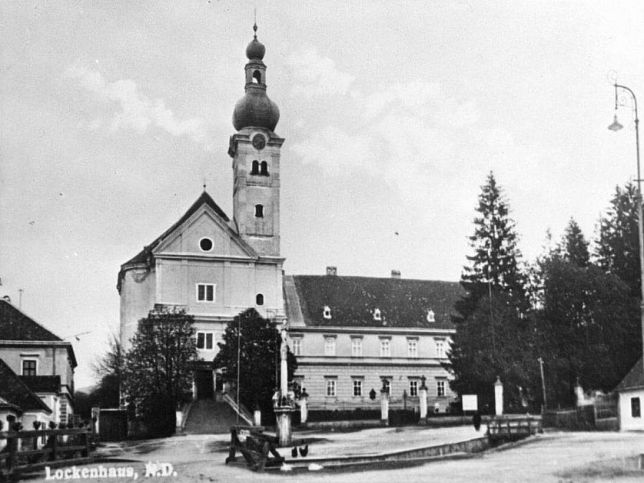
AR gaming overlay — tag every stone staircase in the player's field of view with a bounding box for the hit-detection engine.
[183,398,240,434]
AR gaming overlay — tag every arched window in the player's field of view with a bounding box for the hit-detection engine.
[253,70,262,83]
[373,308,382,321]
[255,204,264,218]
[260,161,269,176]
[323,305,332,319]
[251,160,260,175]
[256,293,264,306]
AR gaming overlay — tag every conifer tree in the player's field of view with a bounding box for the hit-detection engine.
[558,218,589,267]
[455,171,526,321]
[595,182,641,297]
[449,172,535,411]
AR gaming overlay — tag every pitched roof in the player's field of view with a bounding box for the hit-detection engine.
[118,191,234,290]
[288,275,463,329]
[20,375,61,393]
[0,299,61,341]
[616,357,644,391]
[0,396,21,414]
[0,359,52,414]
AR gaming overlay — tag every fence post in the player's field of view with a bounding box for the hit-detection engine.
[7,433,17,471]
[51,432,58,461]
[83,431,90,457]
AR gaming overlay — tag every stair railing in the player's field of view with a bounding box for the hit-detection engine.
[222,393,254,426]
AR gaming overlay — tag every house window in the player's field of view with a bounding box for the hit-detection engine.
[351,337,363,357]
[373,308,381,321]
[632,397,642,418]
[435,339,446,358]
[256,293,264,306]
[196,331,214,350]
[199,237,213,252]
[324,336,336,356]
[380,338,391,357]
[196,283,215,302]
[251,160,260,175]
[353,379,363,397]
[22,359,37,376]
[381,378,391,394]
[407,338,418,358]
[427,309,435,322]
[260,161,269,176]
[409,379,419,397]
[325,378,337,397]
[255,204,264,218]
[291,337,302,356]
[323,305,332,319]
[437,379,446,397]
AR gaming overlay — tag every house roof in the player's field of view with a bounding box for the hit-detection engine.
[0,396,21,414]
[118,191,236,291]
[0,299,61,341]
[20,375,61,394]
[0,359,52,414]
[616,357,644,392]
[287,275,463,329]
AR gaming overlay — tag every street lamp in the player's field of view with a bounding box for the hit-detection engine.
[608,82,644,365]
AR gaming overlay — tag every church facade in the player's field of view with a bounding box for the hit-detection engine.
[118,27,459,410]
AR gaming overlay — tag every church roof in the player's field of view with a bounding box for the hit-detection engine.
[616,357,644,392]
[121,191,231,267]
[0,358,52,414]
[0,299,62,341]
[286,275,462,329]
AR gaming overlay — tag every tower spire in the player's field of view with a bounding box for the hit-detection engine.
[253,9,258,39]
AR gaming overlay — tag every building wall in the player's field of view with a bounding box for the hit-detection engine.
[290,330,455,412]
[119,267,156,349]
[0,346,74,390]
[619,388,644,431]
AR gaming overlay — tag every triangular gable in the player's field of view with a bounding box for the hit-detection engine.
[154,202,256,259]
[0,300,62,341]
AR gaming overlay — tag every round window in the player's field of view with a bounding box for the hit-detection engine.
[199,237,213,252]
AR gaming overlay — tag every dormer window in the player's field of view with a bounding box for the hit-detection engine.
[255,204,264,218]
[323,305,332,319]
[427,309,435,323]
[373,308,382,321]
[260,161,269,176]
[251,160,260,175]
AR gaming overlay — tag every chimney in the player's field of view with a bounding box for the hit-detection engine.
[391,269,401,279]
[326,266,337,276]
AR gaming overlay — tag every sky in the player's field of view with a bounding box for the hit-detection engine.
[2,1,644,389]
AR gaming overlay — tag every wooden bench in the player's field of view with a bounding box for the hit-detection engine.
[225,426,285,472]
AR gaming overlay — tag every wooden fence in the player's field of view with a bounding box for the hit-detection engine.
[0,428,93,480]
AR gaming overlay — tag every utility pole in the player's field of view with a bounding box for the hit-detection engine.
[538,357,547,414]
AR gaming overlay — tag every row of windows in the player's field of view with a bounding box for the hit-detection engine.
[194,283,264,306]
[322,305,436,323]
[323,377,446,398]
[291,336,447,358]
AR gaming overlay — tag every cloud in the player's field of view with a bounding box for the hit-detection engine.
[64,66,209,148]
[287,47,355,97]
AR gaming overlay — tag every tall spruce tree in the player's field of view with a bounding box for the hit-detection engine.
[558,218,589,267]
[456,171,526,320]
[595,182,641,297]
[449,172,534,411]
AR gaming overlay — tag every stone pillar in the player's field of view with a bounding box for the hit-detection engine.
[175,410,183,431]
[380,382,389,425]
[275,407,293,447]
[300,389,309,424]
[253,409,261,426]
[494,376,504,416]
[274,323,293,446]
[419,376,428,423]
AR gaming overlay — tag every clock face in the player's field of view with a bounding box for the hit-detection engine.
[252,134,266,151]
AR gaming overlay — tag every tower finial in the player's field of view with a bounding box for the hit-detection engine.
[253,9,258,39]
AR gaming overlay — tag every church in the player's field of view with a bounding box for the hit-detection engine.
[118,26,461,414]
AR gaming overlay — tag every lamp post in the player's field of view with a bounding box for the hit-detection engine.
[608,82,644,367]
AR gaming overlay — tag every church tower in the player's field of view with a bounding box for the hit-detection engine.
[229,25,283,257]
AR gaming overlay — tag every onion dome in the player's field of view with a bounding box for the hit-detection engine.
[232,24,280,132]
